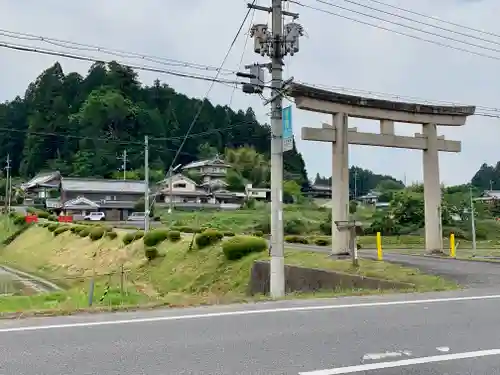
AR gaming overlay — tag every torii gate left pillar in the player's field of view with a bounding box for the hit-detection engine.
[288,83,475,254]
[331,112,350,253]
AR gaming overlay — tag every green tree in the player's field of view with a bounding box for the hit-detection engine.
[0,61,309,182]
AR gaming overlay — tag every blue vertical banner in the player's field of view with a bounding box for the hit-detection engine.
[282,105,294,152]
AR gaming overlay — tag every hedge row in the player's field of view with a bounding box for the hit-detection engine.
[222,236,267,260]
[142,229,181,247]
[195,229,223,248]
[284,235,332,246]
[42,222,117,241]
[123,231,144,245]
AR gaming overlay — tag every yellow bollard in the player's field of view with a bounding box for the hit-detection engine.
[450,233,455,258]
[376,232,383,261]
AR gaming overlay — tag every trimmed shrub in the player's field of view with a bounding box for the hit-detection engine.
[48,215,58,222]
[47,223,59,232]
[223,231,235,237]
[284,235,309,244]
[167,230,181,242]
[12,214,26,226]
[100,225,113,232]
[70,225,85,233]
[37,211,50,219]
[53,226,69,236]
[314,238,331,246]
[179,226,202,234]
[122,231,144,245]
[195,229,223,248]
[284,218,307,235]
[89,227,106,241]
[79,228,90,237]
[144,247,159,261]
[222,236,267,260]
[253,231,264,237]
[143,229,169,247]
[105,231,118,239]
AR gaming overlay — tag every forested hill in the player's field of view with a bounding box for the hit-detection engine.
[0,61,308,185]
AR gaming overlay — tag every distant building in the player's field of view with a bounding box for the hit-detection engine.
[357,190,381,205]
[21,171,146,220]
[59,178,146,220]
[475,190,500,204]
[181,155,231,192]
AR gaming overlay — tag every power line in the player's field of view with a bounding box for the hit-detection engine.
[0,28,239,76]
[0,120,267,147]
[166,1,258,174]
[289,0,500,62]
[229,4,257,107]
[363,0,500,40]
[337,0,500,48]
[0,41,245,87]
[312,0,500,56]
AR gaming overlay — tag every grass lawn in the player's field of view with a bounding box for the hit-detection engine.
[0,225,458,315]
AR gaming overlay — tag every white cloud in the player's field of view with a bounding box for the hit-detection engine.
[1,0,499,185]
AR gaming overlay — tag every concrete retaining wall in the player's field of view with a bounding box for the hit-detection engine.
[249,261,414,295]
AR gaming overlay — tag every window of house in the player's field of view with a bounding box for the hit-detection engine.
[105,196,111,201]
[173,183,186,188]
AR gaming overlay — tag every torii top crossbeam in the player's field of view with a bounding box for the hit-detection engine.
[288,83,476,126]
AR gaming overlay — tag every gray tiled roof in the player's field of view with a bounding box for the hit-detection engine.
[21,171,61,190]
[182,156,230,169]
[61,178,146,193]
[482,191,500,199]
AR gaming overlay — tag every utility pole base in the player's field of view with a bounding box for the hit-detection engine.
[270,255,285,298]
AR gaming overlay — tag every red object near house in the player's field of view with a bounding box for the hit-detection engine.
[58,216,73,223]
[25,215,38,223]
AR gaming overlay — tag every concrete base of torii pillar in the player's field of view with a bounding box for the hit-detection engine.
[330,112,350,254]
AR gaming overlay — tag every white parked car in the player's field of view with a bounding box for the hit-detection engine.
[83,212,106,221]
[127,212,146,221]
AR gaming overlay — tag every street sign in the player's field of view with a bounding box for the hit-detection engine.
[282,105,293,152]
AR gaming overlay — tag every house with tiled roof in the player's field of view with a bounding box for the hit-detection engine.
[59,177,147,220]
[21,171,147,220]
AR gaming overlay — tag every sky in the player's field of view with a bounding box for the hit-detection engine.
[1,0,500,186]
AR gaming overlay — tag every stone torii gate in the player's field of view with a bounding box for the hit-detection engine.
[287,83,476,253]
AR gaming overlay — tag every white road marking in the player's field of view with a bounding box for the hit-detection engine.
[362,352,403,361]
[0,293,500,333]
[437,346,450,352]
[299,348,500,374]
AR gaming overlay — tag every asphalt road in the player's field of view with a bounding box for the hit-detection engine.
[1,289,500,374]
[286,243,500,288]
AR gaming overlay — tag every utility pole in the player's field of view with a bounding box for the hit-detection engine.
[469,186,476,251]
[118,150,128,180]
[144,136,150,232]
[4,154,10,213]
[243,0,302,298]
[353,169,358,199]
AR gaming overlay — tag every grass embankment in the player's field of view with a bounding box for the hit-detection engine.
[0,224,457,315]
[159,203,329,234]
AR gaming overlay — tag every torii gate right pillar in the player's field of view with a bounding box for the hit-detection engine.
[422,123,442,252]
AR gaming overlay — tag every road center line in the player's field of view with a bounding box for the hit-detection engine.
[299,348,500,374]
[0,293,500,333]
